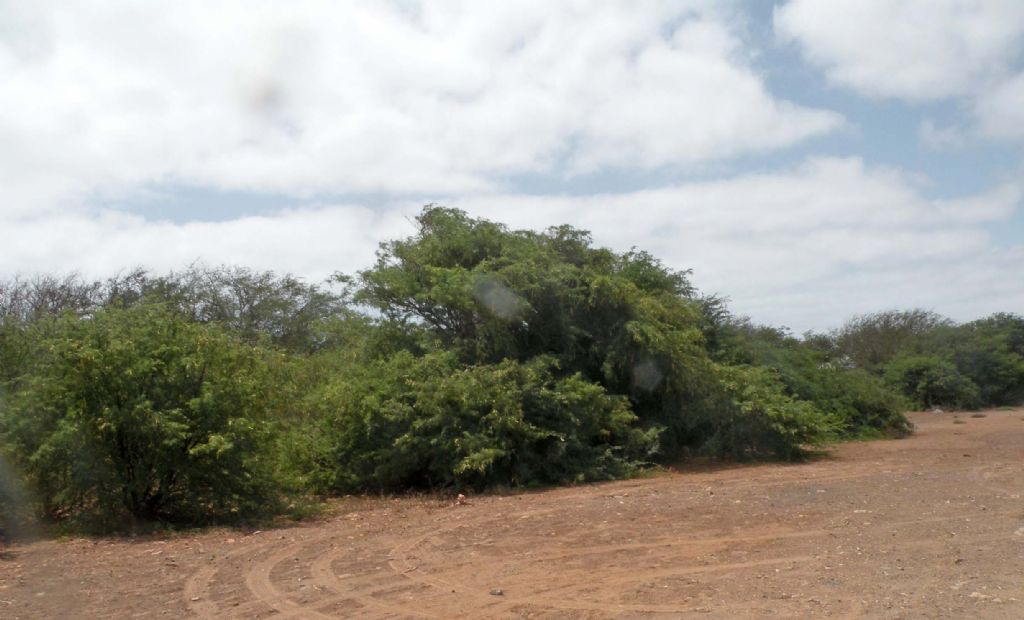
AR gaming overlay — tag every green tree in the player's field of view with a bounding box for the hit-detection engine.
[353,206,836,463]
[697,312,910,436]
[303,351,659,492]
[951,314,1024,405]
[833,309,951,371]
[0,303,287,526]
[884,354,980,409]
[711,364,837,460]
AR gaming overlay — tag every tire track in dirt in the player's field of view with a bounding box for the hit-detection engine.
[183,533,281,619]
[389,509,1020,616]
[175,410,1024,618]
[183,500,1024,617]
[242,538,340,619]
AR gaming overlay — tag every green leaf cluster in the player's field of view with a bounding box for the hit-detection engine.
[0,304,286,527]
[0,206,954,531]
[827,310,1024,410]
[301,352,659,492]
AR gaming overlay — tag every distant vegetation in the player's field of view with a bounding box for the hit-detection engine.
[1,207,1020,531]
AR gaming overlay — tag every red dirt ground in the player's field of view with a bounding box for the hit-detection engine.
[2,408,1024,619]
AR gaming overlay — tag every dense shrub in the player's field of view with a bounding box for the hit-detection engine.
[832,309,951,371]
[703,318,910,436]
[0,304,286,526]
[357,207,729,456]
[302,351,660,492]
[827,310,1024,409]
[3,207,977,532]
[823,368,912,436]
[945,316,1024,406]
[884,354,981,410]
[0,267,347,353]
[709,365,836,459]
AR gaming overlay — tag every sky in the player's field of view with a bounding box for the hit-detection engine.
[1,0,1022,332]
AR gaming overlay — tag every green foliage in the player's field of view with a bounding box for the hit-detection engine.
[832,308,1024,409]
[127,265,349,352]
[303,351,659,492]
[884,354,981,410]
[702,317,910,436]
[356,207,721,455]
[710,365,836,460]
[0,320,30,385]
[833,309,951,371]
[0,304,286,527]
[948,316,1024,406]
[823,368,912,436]
[0,266,348,354]
[8,206,992,533]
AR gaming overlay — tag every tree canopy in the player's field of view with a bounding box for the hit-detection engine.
[13,206,1019,532]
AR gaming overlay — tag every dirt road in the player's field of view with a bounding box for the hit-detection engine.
[2,409,1023,618]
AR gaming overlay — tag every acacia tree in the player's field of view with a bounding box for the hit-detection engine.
[352,206,835,463]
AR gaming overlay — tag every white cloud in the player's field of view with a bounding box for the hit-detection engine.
[0,205,411,284]
[975,71,1024,141]
[775,0,1024,101]
[454,159,1022,331]
[0,0,840,217]
[1,2,1018,333]
[2,157,1018,332]
[775,0,1024,143]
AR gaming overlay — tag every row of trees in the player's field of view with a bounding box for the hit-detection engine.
[826,309,1024,410]
[2,206,1013,532]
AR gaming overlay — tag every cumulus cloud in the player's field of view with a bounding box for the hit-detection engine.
[454,157,1022,329]
[975,72,1024,141]
[775,0,1024,101]
[2,157,1019,331]
[775,0,1024,141]
[0,204,411,284]
[0,0,840,217]
[1,2,1019,333]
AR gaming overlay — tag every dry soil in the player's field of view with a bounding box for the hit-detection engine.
[2,408,1024,619]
